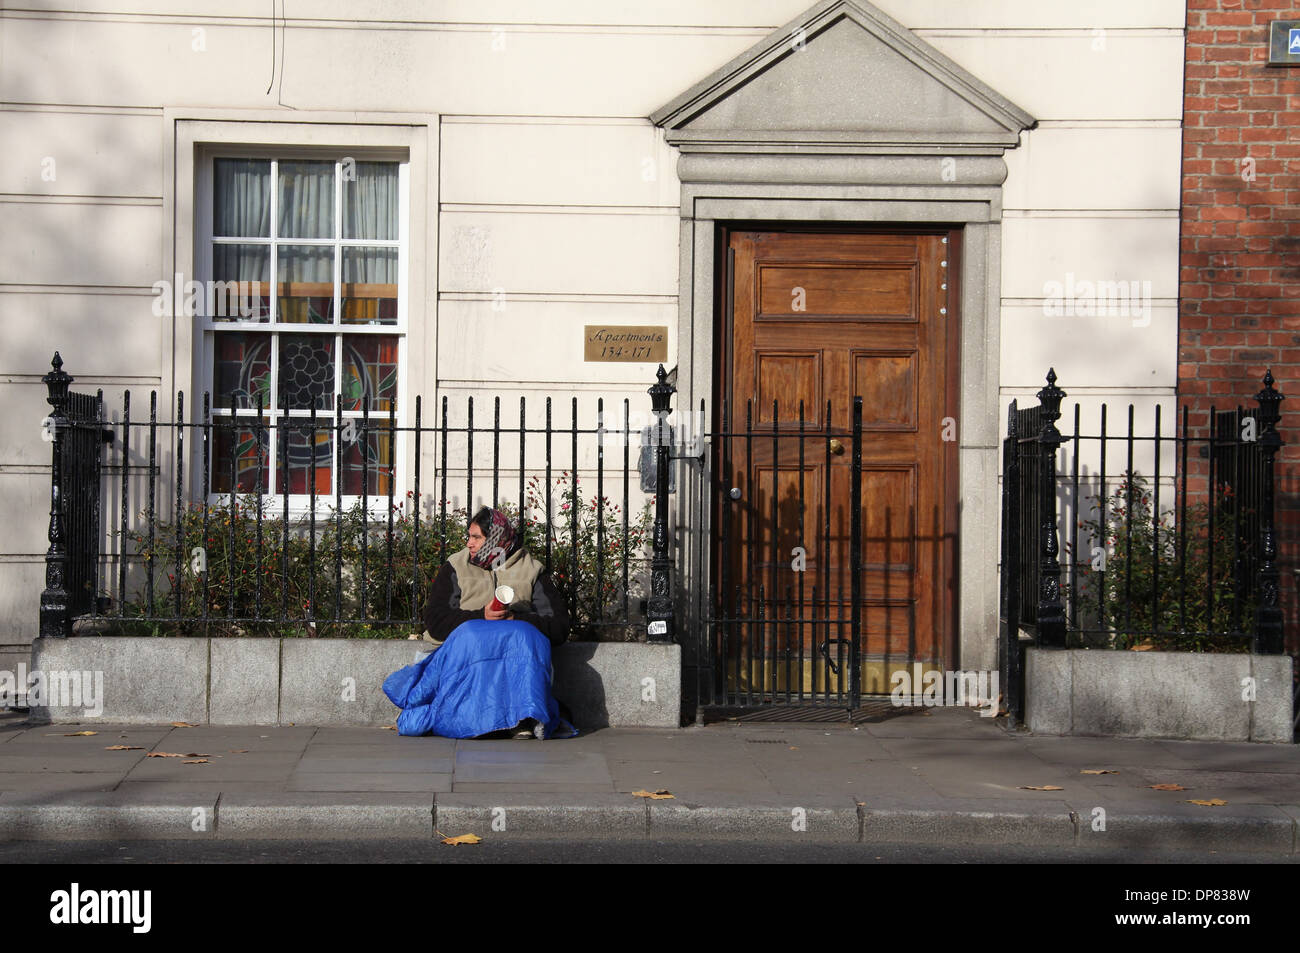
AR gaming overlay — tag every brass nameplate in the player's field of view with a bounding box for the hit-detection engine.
[583,325,668,362]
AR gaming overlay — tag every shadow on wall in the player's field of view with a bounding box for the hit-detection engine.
[552,642,609,730]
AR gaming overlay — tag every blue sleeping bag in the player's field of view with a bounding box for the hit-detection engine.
[383,618,577,739]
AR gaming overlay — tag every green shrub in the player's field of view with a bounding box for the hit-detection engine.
[1068,471,1255,652]
[114,475,652,641]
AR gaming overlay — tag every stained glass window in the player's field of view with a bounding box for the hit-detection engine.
[207,156,404,500]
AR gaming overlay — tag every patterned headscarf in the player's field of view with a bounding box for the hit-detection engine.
[468,507,519,571]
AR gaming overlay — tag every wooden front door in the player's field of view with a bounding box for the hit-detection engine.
[717,229,957,700]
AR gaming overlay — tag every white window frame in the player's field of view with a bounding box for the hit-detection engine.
[196,151,410,509]
[165,113,435,516]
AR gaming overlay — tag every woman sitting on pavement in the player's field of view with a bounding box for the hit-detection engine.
[383,505,575,740]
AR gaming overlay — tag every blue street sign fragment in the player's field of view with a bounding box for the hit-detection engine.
[1290,28,1300,54]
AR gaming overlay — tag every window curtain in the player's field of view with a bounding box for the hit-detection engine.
[213,159,271,295]
[344,161,398,241]
[213,158,398,319]
[214,159,270,237]
[342,162,398,285]
[342,162,398,322]
[277,160,335,238]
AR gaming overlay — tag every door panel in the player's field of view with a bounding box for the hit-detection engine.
[720,230,956,699]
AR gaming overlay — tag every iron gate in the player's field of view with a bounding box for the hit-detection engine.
[684,396,867,710]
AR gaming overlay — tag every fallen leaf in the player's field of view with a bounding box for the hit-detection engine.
[64,731,97,737]
[439,833,482,846]
[789,746,799,750]
[1185,798,1228,807]
[182,759,210,764]
[104,745,144,751]
[1149,783,1187,791]
[229,749,249,754]
[1081,769,1119,775]
[1018,785,1064,791]
[379,725,397,731]
[146,752,185,758]
[170,722,198,728]
[631,789,675,799]
[183,753,211,758]
[1129,643,1155,652]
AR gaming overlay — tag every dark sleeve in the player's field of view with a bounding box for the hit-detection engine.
[513,573,570,647]
[422,563,481,642]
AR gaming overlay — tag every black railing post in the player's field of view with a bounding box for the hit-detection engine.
[1253,370,1285,654]
[647,364,675,643]
[39,352,73,638]
[1036,369,1067,647]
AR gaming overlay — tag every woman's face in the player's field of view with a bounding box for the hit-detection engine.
[467,523,486,558]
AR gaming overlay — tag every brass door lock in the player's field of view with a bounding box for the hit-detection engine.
[828,439,845,455]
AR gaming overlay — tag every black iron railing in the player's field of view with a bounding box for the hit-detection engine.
[999,368,1288,723]
[38,353,113,638]
[39,354,672,640]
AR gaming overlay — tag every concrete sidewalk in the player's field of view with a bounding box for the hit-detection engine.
[0,707,1296,851]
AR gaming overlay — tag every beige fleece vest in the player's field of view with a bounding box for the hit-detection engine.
[446,546,544,612]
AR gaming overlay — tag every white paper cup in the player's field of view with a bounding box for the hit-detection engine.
[488,585,515,612]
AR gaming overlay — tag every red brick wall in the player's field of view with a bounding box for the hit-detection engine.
[1181,0,1298,653]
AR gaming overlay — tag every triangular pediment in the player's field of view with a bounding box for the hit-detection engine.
[651,0,1035,153]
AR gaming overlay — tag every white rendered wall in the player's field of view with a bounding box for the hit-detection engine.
[0,1,1185,660]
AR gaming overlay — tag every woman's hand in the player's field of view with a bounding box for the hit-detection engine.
[484,605,513,621]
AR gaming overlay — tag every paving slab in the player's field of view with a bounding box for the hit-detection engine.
[1018,736,1199,769]
[123,759,297,782]
[310,727,416,744]
[592,740,755,763]
[454,746,606,765]
[1082,770,1300,805]
[610,759,774,795]
[873,736,1033,760]
[308,738,460,748]
[863,711,1009,739]
[1149,740,1300,771]
[155,727,317,752]
[286,772,452,793]
[8,725,170,746]
[295,755,455,774]
[453,754,611,785]
[740,737,892,760]
[907,754,1124,798]
[217,793,433,839]
[0,772,124,793]
[115,781,294,795]
[0,752,150,772]
[450,781,617,793]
